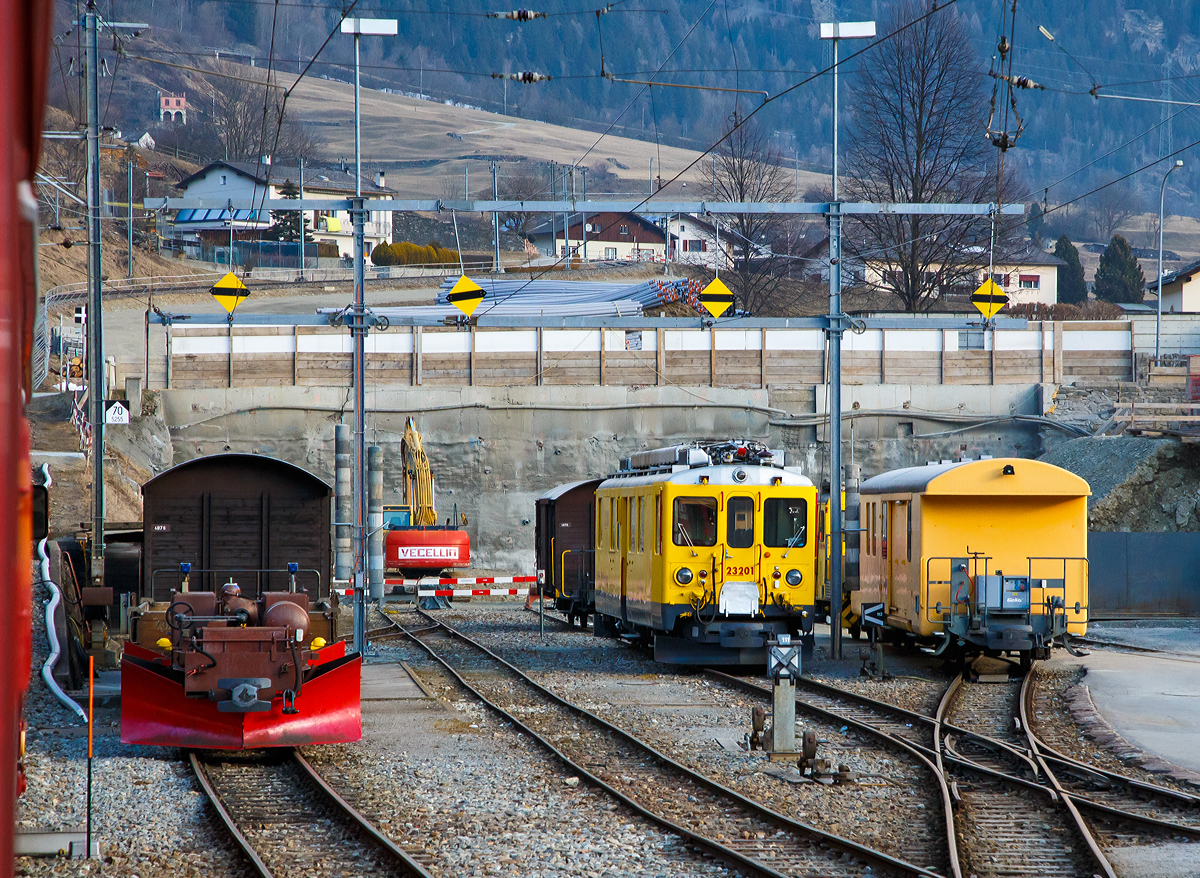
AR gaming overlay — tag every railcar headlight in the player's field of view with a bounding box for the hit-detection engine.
[785,569,802,586]
[675,567,694,585]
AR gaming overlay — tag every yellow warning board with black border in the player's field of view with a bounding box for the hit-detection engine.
[211,272,250,315]
[699,277,734,318]
[970,278,1008,320]
[447,275,485,317]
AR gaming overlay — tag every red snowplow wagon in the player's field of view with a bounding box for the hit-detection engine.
[121,578,360,749]
[123,453,359,748]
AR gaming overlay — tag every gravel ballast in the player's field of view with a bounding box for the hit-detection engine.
[412,603,950,873]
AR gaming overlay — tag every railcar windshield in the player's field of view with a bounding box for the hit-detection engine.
[727,497,755,549]
[674,497,718,547]
[764,498,808,548]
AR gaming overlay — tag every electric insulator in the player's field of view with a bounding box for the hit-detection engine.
[493,71,550,83]
[489,9,546,20]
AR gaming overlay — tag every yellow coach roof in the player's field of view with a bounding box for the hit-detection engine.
[860,458,1090,498]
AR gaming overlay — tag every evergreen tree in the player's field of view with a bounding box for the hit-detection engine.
[1093,234,1145,304]
[1028,202,1044,241]
[1053,235,1087,304]
[266,179,312,244]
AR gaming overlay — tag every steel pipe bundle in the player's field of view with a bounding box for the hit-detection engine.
[322,300,646,320]
[434,277,704,313]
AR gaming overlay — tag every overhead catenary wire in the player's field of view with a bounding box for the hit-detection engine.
[471,0,721,315]
[247,0,285,266]
[476,0,967,320]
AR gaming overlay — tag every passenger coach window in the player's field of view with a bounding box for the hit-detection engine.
[637,497,644,553]
[629,499,636,552]
[764,498,808,548]
[654,495,662,554]
[869,502,876,555]
[673,497,718,547]
[906,500,912,562]
[727,497,755,549]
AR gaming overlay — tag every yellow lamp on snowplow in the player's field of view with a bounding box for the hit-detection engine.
[155,637,171,650]
[310,637,327,650]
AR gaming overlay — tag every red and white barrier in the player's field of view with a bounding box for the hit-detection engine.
[387,575,536,587]
[397,575,536,597]
[417,587,530,597]
[336,575,536,598]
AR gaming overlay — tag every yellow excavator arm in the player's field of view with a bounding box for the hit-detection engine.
[401,417,439,526]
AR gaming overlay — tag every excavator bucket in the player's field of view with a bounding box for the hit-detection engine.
[121,642,361,749]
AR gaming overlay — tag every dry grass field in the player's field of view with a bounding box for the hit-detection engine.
[282,70,829,200]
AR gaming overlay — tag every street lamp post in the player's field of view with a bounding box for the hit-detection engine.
[818,20,874,661]
[1156,159,1183,363]
[819,21,875,201]
[341,16,398,658]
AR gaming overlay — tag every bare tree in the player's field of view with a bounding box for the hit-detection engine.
[842,0,1001,312]
[1138,211,1161,252]
[39,140,87,208]
[498,163,544,237]
[1087,182,1142,243]
[184,63,317,163]
[706,110,793,315]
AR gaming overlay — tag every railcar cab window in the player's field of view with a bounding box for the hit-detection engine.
[674,496,718,547]
[727,497,755,549]
[764,498,808,548]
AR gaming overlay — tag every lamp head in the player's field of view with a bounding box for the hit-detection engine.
[1175,160,1184,168]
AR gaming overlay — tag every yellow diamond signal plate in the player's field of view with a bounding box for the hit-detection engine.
[700,277,734,318]
[970,278,1008,320]
[211,272,250,315]
[447,275,485,317]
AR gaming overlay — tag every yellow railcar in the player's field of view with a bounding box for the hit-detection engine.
[593,443,818,665]
[851,458,1090,662]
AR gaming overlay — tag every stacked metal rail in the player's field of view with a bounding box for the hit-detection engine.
[435,277,705,313]
[319,300,646,320]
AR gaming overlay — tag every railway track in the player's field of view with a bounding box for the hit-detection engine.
[190,749,434,878]
[706,670,958,878]
[389,609,942,878]
[937,674,1115,878]
[774,662,1200,874]
[1019,669,1200,842]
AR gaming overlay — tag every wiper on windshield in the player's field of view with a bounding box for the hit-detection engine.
[782,524,806,559]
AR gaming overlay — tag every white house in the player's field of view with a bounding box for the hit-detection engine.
[1147,258,1200,313]
[167,160,394,260]
[864,245,1065,306]
[666,214,737,271]
[526,212,668,261]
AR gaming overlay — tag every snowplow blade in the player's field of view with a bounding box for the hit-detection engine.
[120,650,361,749]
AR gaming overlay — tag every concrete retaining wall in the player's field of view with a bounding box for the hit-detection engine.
[160,321,1136,391]
[160,383,1062,571]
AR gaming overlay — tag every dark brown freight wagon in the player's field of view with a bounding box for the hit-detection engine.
[140,454,332,603]
[124,453,355,750]
[535,478,602,628]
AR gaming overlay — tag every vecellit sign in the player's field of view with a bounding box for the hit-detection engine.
[394,546,460,560]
